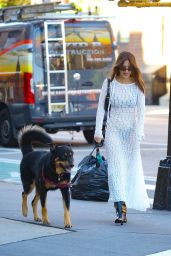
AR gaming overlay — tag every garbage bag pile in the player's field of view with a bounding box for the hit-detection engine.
[71,146,109,202]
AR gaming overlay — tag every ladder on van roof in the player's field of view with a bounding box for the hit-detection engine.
[0,2,76,22]
[44,21,69,115]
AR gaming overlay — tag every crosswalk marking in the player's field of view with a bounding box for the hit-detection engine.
[146,184,155,191]
[0,158,20,164]
[144,176,156,182]
[146,250,171,256]
[149,198,154,205]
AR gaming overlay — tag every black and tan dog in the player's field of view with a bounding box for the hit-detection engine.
[18,125,74,228]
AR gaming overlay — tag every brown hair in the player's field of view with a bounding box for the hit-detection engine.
[110,51,145,93]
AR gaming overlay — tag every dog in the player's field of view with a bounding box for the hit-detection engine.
[18,125,74,228]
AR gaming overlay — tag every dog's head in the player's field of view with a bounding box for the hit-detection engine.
[50,144,74,178]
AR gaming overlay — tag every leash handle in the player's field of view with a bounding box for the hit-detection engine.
[95,140,104,148]
[89,140,104,156]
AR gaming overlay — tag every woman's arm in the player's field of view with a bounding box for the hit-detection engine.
[137,89,145,141]
[94,79,108,140]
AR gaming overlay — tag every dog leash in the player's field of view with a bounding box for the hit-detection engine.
[89,140,104,156]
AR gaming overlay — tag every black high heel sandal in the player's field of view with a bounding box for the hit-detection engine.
[122,202,127,223]
[114,201,124,225]
[114,201,127,225]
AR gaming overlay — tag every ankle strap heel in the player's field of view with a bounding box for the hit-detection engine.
[114,201,127,225]
[114,201,123,225]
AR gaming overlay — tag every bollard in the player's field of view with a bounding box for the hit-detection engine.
[153,157,171,210]
[153,75,171,210]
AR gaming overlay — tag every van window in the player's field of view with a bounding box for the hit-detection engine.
[34,24,65,90]
[34,26,44,69]
[65,21,113,70]
[0,29,25,50]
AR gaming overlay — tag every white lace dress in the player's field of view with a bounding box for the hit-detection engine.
[95,78,150,211]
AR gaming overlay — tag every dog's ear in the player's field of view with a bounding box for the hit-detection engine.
[65,143,71,147]
[50,144,60,153]
[50,145,55,152]
[47,142,59,152]
[47,143,56,152]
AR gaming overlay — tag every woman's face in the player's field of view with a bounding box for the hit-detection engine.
[119,60,132,80]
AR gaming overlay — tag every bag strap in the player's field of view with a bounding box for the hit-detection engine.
[106,78,110,97]
[106,78,111,115]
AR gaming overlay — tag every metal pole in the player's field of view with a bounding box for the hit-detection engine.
[167,76,171,157]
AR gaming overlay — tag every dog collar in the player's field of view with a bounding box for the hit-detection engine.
[41,168,71,189]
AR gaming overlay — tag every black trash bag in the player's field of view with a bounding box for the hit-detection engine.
[71,146,109,202]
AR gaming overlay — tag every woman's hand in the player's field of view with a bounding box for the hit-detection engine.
[94,136,103,144]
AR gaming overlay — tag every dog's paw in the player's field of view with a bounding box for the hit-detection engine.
[42,219,51,225]
[34,217,42,222]
[22,212,28,217]
[64,223,72,229]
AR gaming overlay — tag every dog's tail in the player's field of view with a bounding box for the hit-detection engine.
[18,125,53,155]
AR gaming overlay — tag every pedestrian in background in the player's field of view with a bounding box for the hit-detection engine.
[94,51,150,225]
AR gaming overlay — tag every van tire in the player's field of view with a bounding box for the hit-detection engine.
[0,109,16,147]
[83,129,94,144]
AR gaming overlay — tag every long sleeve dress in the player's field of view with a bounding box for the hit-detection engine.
[95,78,150,211]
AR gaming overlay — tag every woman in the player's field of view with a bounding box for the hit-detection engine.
[94,51,150,225]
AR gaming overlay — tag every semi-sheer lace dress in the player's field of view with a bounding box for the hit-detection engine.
[95,78,150,211]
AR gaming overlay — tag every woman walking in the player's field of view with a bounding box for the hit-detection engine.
[94,51,150,224]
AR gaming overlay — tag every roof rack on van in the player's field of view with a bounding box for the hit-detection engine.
[35,13,114,21]
[0,1,76,23]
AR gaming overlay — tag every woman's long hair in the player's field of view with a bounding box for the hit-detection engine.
[110,51,145,93]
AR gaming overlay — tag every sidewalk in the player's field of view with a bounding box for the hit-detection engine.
[0,180,171,256]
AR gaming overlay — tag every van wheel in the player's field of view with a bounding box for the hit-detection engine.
[83,129,94,144]
[0,109,16,147]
